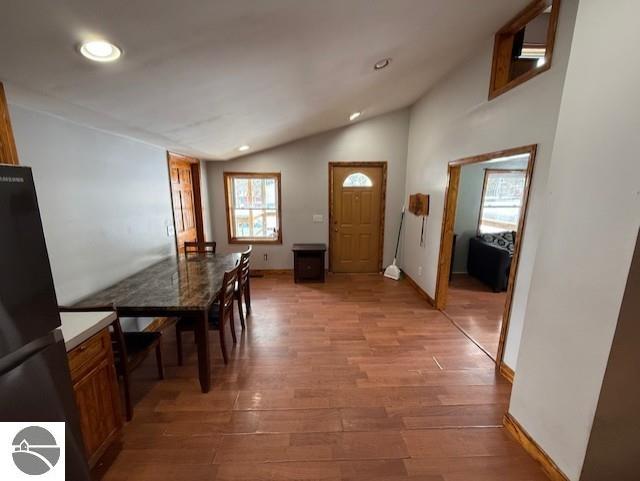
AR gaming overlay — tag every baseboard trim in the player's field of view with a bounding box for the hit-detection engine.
[503,413,569,481]
[250,269,293,277]
[402,270,435,306]
[499,363,515,383]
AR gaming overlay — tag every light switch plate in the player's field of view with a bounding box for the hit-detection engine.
[313,214,323,223]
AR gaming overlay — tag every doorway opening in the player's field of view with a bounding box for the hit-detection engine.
[167,152,205,255]
[434,145,536,376]
[328,162,387,273]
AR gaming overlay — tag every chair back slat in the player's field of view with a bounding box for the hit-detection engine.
[218,265,239,318]
[184,241,217,256]
[238,245,252,288]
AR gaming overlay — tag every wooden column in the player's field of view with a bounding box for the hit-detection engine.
[0,82,19,165]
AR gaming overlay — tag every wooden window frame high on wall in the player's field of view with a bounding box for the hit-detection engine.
[489,0,561,100]
[434,145,537,377]
[223,172,283,245]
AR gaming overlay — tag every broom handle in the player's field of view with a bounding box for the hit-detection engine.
[394,209,405,259]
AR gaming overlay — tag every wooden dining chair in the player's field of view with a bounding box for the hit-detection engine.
[235,245,252,329]
[175,264,239,365]
[184,241,217,256]
[59,306,164,421]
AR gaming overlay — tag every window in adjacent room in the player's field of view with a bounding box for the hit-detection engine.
[478,169,526,234]
[489,0,561,99]
[224,172,282,243]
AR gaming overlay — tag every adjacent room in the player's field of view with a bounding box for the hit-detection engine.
[445,151,531,361]
[1,1,639,481]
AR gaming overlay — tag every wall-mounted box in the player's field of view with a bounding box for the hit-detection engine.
[409,193,429,216]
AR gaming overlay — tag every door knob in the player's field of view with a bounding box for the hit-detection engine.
[334,228,339,232]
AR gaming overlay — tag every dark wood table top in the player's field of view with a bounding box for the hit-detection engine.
[74,253,241,313]
[292,243,327,251]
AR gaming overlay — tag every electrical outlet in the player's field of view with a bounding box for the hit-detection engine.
[263,253,268,262]
[418,266,423,276]
[313,214,323,223]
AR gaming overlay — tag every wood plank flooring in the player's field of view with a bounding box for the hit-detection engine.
[444,274,507,360]
[94,273,546,481]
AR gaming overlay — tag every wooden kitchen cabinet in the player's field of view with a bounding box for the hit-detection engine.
[68,328,122,467]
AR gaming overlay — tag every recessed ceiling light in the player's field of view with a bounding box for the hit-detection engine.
[79,40,122,62]
[349,112,361,121]
[238,145,250,152]
[374,58,391,70]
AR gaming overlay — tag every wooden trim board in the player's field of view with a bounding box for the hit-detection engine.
[434,145,537,375]
[401,270,435,306]
[250,269,293,277]
[0,82,19,165]
[503,413,569,481]
[328,162,387,273]
[499,363,515,383]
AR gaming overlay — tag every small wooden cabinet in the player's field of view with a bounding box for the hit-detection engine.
[68,328,122,467]
[293,243,326,283]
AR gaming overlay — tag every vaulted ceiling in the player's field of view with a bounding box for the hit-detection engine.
[0,0,529,160]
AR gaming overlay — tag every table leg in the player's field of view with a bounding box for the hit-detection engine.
[195,309,211,393]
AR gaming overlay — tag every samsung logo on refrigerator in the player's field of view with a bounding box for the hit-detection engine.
[0,176,24,183]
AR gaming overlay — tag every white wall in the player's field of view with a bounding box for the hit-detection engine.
[509,1,640,479]
[453,156,528,273]
[198,159,213,241]
[205,109,409,270]
[8,103,176,304]
[401,0,578,369]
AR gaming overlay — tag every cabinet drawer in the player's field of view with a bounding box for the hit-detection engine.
[296,256,323,278]
[68,328,111,380]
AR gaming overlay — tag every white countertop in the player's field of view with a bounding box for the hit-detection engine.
[59,311,117,352]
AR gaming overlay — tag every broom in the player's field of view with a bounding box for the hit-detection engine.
[383,206,405,280]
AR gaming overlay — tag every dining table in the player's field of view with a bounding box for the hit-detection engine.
[73,252,241,393]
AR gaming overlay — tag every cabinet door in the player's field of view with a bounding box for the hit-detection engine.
[73,355,121,465]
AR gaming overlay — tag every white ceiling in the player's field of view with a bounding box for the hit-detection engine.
[0,0,529,160]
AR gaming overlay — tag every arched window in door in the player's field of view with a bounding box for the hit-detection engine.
[343,172,373,187]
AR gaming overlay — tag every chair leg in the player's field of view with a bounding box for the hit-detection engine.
[244,281,252,314]
[219,327,229,364]
[236,290,246,330]
[122,371,133,422]
[229,309,237,344]
[155,343,165,380]
[176,325,183,366]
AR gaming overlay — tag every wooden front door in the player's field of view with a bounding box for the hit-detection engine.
[330,163,385,273]
[169,158,198,253]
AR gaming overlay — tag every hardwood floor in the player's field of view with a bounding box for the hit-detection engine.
[94,273,546,481]
[444,274,507,360]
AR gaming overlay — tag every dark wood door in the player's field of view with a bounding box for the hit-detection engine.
[170,159,198,253]
[331,165,384,273]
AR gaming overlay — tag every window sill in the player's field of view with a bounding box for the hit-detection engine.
[229,238,282,245]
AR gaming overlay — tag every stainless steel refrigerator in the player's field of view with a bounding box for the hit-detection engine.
[0,164,91,480]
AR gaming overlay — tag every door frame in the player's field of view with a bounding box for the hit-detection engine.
[328,161,387,273]
[167,152,205,255]
[434,145,537,370]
